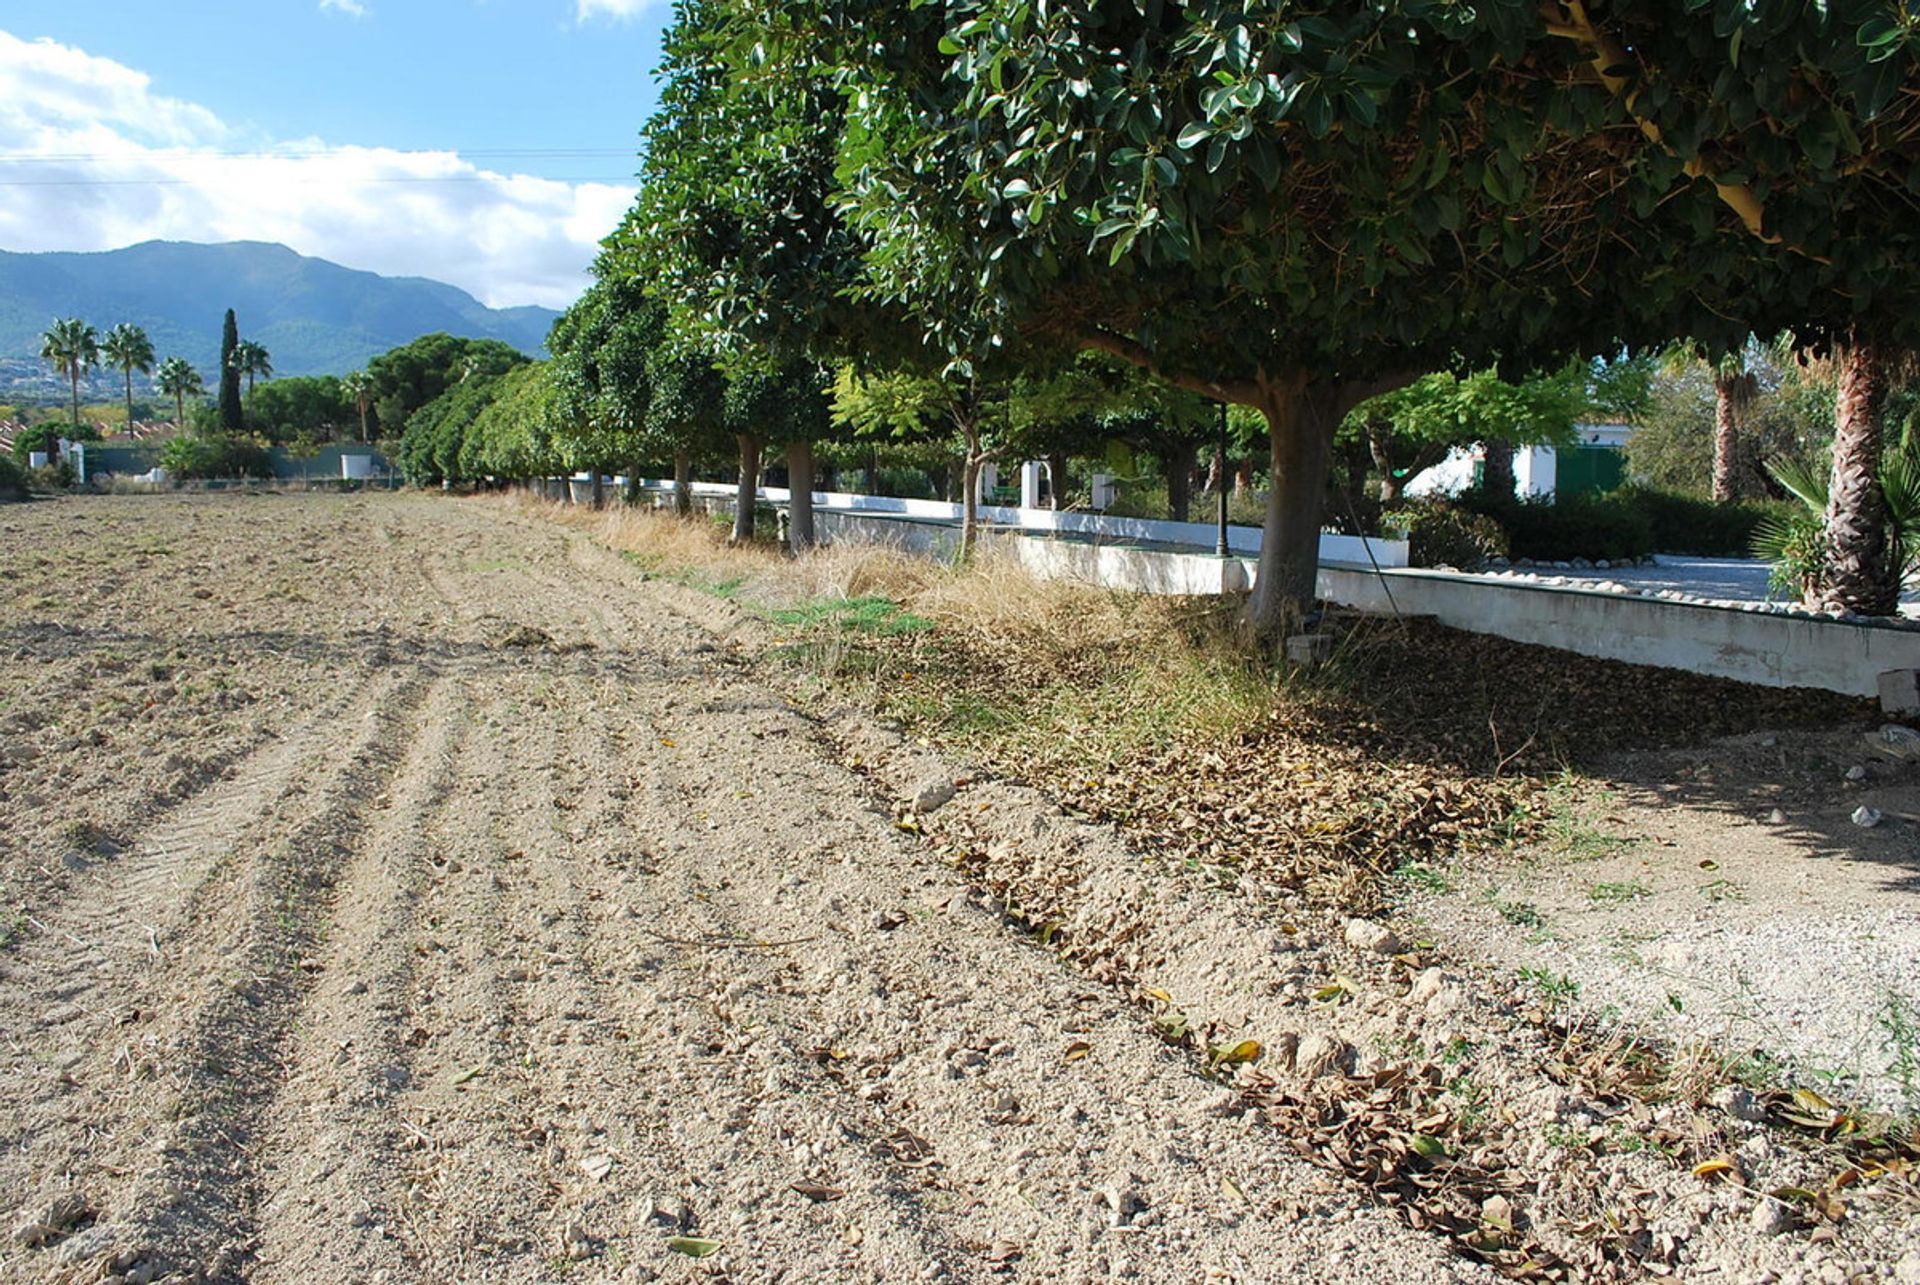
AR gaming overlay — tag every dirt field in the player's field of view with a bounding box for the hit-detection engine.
[1,493,1483,1284]
[1,493,1915,1284]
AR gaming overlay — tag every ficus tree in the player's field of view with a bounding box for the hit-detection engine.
[1342,363,1595,505]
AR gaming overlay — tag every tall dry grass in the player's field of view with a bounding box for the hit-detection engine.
[496,490,1280,752]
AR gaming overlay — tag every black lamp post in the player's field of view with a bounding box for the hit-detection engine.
[1215,399,1230,558]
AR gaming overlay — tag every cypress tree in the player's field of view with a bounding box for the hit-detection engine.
[217,309,243,433]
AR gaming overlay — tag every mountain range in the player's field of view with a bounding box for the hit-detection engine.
[0,241,561,396]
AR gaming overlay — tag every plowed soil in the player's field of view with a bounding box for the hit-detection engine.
[1,493,1485,1284]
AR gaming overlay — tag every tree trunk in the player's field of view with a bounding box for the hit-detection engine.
[866,448,879,495]
[960,449,982,561]
[70,371,81,435]
[1481,439,1516,498]
[786,438,816,553]
[731,433,761,544]
[1204,452,1223,495]
[1233,458,1254,494]
[1712,371,1744,503]
[1046,451,1070,510]
[124,369,134,442]
[175,393,186,434]
[672,451,692,516]
[1247,379,1353,641]
[1163,440,1197,522]
[1365,424,1404,506]
[591,468,605,510]
[1822,330,1896,614]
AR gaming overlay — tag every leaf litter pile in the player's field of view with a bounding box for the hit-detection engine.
[869,595,1865,908]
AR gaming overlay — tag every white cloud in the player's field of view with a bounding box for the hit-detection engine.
[575,0,661,22]
[0,30,635,309]
[320,0,369,17]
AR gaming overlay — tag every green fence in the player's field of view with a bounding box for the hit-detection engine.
[83,442,393,483]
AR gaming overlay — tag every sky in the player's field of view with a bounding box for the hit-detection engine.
[0,2,675,309]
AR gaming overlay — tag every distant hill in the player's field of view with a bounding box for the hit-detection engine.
[0,241,561,396]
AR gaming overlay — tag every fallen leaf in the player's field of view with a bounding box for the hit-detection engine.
[789,1182,845,1202]
[665,1236,722,1258]
[1063,1040,1092,1063]
[1691,1155,1740,1182]
[1208,1039,1263,1066]
[452,1063,488,1086]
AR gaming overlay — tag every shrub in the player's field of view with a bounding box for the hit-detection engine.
[1383,500,1510,570]
[1616,486,1792,557]
[30,461,75,491]
[1462,490,1654,563]
[0,453,23,499]
[158,435,274,480]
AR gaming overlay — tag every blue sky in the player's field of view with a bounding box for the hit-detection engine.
[0,3,677,307]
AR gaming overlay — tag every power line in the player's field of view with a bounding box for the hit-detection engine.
[0,146,637,164]
[0,175,636,188]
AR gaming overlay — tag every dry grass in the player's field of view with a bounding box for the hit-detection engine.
[498,491,1865,905]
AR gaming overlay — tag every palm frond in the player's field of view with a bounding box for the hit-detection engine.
[1765,454,1828,514]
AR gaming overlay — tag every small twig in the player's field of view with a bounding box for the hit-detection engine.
[638,928,820,950]
[26,915,96,951]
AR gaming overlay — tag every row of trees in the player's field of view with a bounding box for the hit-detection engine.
[528,0,1913,637]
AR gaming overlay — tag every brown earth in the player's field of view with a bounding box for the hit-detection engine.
[0,493,1480,1284]
[1,492,1915,1285]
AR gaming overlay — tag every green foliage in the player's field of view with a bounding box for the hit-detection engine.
[40,317,100,428]
[0,453,24,499]
[101,322,155,433]
[1626,344,1833,498]
[1463,491,1655,564]
[1344,363,1592,500]
[1383,500,1511,570]
[399,372,507,486]
[154,356,206,430]
[461,363,563,481]
[1753,444,1920,602]
[1618,486,1790,558]
[246,376,349,444]
[158,434,272,480]
[217,310,243,433]
[367,333,527,439]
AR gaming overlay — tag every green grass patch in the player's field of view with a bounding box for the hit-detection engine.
[1588,879,1651,905]
[768,594,932,638]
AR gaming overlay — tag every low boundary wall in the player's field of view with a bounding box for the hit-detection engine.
[1319,566,1913,698]
[601,477,1907,696]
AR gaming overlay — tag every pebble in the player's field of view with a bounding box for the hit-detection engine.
[1708,1084,1767,1123]
[1294,1033,1349,1079]
[1894,1248,1920,1284]
[1749,1197,1792,1237]
[1342,918,1401,955]
[1851,805,1884,829]
[911,778,956,815]
[1844,764,1867,782]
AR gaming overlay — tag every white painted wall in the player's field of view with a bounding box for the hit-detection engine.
[637,479,1409,568]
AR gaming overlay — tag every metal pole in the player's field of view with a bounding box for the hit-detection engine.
[1215,399,1230,557]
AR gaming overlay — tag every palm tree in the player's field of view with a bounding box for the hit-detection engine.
[40,318,100,437]
[231,339,273,400]
[154,357,205,433]
[101,323,155,440]
[342,370,373,442]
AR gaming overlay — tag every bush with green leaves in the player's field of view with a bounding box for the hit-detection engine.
[0,453,26,499]
[1383,501,1510,570]
[1462,491,1654,564]
[1616,486,1793,558]
[157,435,273,481]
